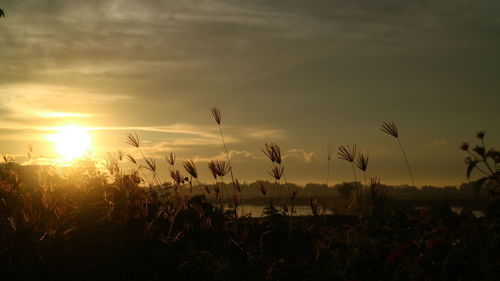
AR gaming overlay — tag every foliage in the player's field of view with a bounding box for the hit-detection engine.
[0,158,498,280]
[460,131,500,202]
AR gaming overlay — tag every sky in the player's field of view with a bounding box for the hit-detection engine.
[0,0,499,186]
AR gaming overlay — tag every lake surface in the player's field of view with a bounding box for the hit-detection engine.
[235,205,485,218]
[235,204,332,217]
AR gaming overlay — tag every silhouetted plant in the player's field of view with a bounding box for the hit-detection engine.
[326,144,333,186]
[211,107,235,184]
[381,121,415,187]
[338,144,357,182]
[356,151,369,187]
[460,131,499,197]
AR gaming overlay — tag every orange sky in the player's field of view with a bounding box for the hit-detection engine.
[0,0,499,186]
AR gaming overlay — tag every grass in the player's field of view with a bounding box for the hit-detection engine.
[381,121,415,187]
[0,112,499,280]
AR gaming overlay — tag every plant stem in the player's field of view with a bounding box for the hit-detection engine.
[397,138,415,187]
[363,171,367,190]
[351,162,357,183]
[217,124,237,201]
[327,159,330,186]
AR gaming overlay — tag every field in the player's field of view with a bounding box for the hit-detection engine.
[1,128,499,281]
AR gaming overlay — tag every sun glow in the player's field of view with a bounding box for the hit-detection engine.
[49,126,93,160]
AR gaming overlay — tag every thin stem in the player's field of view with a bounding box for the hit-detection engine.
[351,162,357,183]
[363,171,367,190]
[217,124,237,201]
[218,125,235,181]
[397,138,415,187]
[327,159,331,186]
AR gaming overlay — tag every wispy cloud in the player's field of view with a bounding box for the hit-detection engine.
[193,150,255,163]
[285,148,315,163]
[0,84,128,121]
[244,128,287,140]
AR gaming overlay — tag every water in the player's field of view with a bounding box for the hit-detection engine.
[450,207,485,218]
[236,204,333,217]
[237,205,485,218]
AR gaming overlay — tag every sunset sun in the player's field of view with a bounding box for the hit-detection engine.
[49,126,93,160]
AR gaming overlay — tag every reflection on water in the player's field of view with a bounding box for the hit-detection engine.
[451,207,485,218]
[236,204,333,217]
[235,205,485,218]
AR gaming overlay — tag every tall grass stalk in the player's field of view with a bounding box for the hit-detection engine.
[211,108,236,186]
[338,144,358,183]
[381,121,415,187]
[326,144,333,186]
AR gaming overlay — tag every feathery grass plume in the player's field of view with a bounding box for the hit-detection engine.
[215,160,231,178]
[182,159,197,179]
[105,152,119,175]
[144,158,157,172]
[208,160,218,179]
[126,153,137,164]
[381,121,415,187]
[369,177,381,187]
[356,152,369,187]
[183,159,199,194]
[356,153,368,171]
[126,132,140,148]
[125,131,161,186]
[117,150,124,161]
[337,144,357,162]
[211,107,235,176]
[268,166,284,181]
[381,121,398,138]
[211,107,221,124]
[262,142,291,208]
[164,152,176,166]
[326,144,333,186]
[368,177,387,213]
[262,142,282,164]
[211,107,237,205]
[27,144,33,160]
[169,169,185,186]
[338,144,358,182]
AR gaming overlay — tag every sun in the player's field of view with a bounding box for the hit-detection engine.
[49,126,93,160]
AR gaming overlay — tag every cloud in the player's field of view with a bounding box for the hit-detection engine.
[0,84,128,121]
[284,148,315,163]
[38,112,94,118]
[193,150,255,162]
[244,128,287,140]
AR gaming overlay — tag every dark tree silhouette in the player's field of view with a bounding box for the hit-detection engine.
[0,8,4,18]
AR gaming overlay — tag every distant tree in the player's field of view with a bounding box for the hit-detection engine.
[337,182,357,199]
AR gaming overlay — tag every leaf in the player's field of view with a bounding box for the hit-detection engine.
[472,177,488,197]
[473,146,485,158]
[466,160,479,180]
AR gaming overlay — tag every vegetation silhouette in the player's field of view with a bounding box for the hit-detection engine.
[0,111,498,280]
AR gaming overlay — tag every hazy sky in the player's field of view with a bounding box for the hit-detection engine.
[0,0,499,186]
